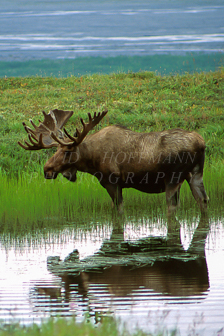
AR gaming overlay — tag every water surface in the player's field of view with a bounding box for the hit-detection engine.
[0,214,224,335]
[0,0,223,61]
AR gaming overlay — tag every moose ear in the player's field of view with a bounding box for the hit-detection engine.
[51,109,73,129]
[18,109,74,150]
[50,110,108,147]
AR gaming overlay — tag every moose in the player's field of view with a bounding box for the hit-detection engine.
[18,109,209,214]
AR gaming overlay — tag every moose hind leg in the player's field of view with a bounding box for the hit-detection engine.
[104,183,123,212]
[186,165,209,213]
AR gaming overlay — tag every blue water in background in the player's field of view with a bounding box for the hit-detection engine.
[0,0,224,61]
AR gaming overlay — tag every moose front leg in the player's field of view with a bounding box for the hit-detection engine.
[165,182,182,216]
[186,169,209,214]
[102,183,123,212]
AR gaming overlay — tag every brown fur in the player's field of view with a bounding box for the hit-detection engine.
[44,124,209,214]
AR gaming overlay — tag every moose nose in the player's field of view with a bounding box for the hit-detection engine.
[44,171,58,179]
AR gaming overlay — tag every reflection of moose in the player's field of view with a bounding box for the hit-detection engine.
[39,216,210,315]
[19,109,209,214]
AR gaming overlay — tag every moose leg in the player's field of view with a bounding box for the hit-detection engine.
[165,182,182,247]
[186,166,209,213]
[165,182,181,216]
[103,183,123,212]
[167,215,183,249]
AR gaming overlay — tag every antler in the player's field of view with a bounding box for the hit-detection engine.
[18,109,73,150]
[51,110,108,147]
[18,132,59,150]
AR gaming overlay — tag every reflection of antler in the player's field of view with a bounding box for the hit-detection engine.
[18,109,73,150]
[51,110,108,147]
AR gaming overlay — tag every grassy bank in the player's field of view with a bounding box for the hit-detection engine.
[0,53,223,78]
[0,69,223,228]
[0,69,224,177]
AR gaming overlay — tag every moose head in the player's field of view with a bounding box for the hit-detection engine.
[18,109,108,183]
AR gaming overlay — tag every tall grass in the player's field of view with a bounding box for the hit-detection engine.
[0,171,109,232]
[1,163,223,235]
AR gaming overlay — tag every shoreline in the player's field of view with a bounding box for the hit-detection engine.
[0,53,223,78]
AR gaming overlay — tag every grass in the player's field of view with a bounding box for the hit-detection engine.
[0,53,223,78]
[0,317,154,336]
[0,162,223,233]
[0,170,109,232]
[0,69,224,177]
[0,69,223,229]
[0,316,181,336]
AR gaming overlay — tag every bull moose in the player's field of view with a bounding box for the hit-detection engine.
[18,109,209,214]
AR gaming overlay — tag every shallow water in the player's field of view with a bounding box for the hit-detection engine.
[0,214,224,335]
[0,0,224,61]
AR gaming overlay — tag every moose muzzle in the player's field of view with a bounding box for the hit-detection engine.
[44,170,58,179]
[62,169,77,182]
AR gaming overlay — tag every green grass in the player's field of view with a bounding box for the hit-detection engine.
[0,171,109,233]
[0,69,223,230]
[0,162,223,233]
[0,54,223,78]
[0,317,159,336]
[0,69,224,177]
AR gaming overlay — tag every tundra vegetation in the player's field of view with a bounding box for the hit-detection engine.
[0,69,224,230]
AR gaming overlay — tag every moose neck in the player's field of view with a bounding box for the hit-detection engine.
[73,135,98,174]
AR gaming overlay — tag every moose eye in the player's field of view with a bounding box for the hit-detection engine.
[63,151,72,161]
